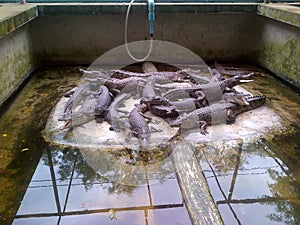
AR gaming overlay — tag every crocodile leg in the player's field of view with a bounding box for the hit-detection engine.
[226,109,237,124]
[194,90,208,107]
[178,120,208,135]
[199,121,209,135]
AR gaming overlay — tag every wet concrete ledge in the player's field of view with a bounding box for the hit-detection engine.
[0,4,37,38]
[36,2,258,15]
[258,3,300,28]
[1,3,300,38]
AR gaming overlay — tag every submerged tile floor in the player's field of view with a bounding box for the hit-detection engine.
[12,148,191,225]
[3,64,300,225]
[199,141,299,225]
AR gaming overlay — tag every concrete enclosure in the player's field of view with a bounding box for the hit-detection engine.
[0,3,299,106]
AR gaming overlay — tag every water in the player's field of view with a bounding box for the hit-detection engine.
[0,67,82,225]
[0,64,299,225]
[12,148,190,225]
[197,64,300,225]
[0,66,191,225]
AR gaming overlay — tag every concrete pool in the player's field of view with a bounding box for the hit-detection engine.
[0,2,299,225]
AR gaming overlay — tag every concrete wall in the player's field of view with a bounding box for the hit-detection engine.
[157,13,262,62]
[30,11,300,89]
[0,3,299,106]
[0,24,36,106]
[30,13,262,64]
[30,15,125,63]
[256,15,300,86]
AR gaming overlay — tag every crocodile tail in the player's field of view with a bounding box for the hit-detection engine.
[139,138,149,150]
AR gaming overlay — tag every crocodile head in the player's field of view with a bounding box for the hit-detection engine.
[222,73,254,89]
[224,92,249,105]
[232,95,266,116]
[245,95,266,110]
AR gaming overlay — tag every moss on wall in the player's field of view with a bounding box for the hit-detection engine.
[0,25,36,106]
[258,4,300,28]
[0,5,38,38]
[257,37,300,87]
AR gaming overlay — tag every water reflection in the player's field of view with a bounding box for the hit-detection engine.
[12,147,191,225]
[199,140,300,225]
[79,145,176,186]
[265,165,300,224]
[2,65,300,225]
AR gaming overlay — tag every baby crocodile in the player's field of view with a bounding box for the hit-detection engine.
[142,77,157,98]
[141,96,179,118]
[112,69,191,83]
[104,77,146,95]
[105,93,128,131]
[95,85,112,122]
[128,103,150,149]
[58,83,94,125]
[162,74,253,102]
[169,95,266,135]
[214,62,254,76]
[170,97,207,112]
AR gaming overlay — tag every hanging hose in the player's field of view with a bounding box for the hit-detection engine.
[125,0,153,62]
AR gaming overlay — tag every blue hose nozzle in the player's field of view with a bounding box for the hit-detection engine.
[147,0,155,37]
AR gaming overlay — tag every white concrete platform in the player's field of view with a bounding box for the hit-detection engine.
[44,86,283,149]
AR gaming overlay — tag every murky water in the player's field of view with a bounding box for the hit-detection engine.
[0,64,299,225]
[197,64,300,225]
[0,66,191,225]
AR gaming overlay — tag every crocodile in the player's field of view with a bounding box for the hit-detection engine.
[214,62,254,76]
[162,74,253,103]
[142,77,157,98]
[65,83,107,127]
[167,90,248,113]
[128,103,150,149]
[95,85,113,122]
[223,91,250,105]
[111,69,191,83]
[104,77,146,95]
[140,96,179,118]
[58,83,95,124]
[60,93,98,129]
[142,61,158,73]
[169,95,266,135]
[170,97,207,112]
[105,93,129,131]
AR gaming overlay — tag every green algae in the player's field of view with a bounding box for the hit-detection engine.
[0,66,82,225]
[257,38,300,88]
[0,26,35,106]
[258,4,300,28]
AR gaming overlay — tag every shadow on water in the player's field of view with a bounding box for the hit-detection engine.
[1,64,300,225]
